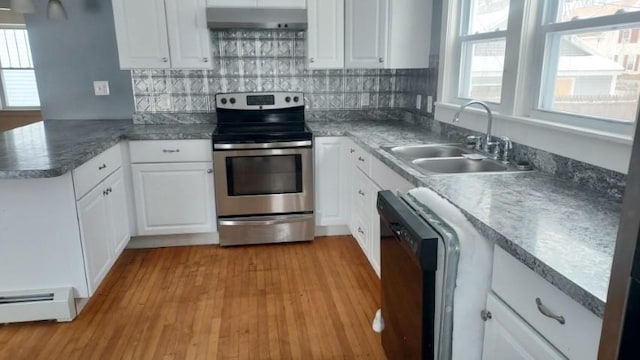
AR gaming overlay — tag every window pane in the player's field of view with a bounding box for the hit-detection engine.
[0,29,34,68]
[3,69,40,107]
[466,0,510,34]
[541,28,640,122]
[553,0,640,23]
[459,39,506,103]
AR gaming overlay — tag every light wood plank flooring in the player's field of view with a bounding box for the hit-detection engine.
[0,236,385,359]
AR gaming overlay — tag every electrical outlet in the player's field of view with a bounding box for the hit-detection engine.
[93,81,110,96]
[427,96,433,114]
[361,93,370,107]
[416,94,422,110]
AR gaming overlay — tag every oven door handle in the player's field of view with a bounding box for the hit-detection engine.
[214,140,312,150]
[219,214,313,226]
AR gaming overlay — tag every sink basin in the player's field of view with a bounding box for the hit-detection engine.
[385,144,471,160]
[412,157,508,174]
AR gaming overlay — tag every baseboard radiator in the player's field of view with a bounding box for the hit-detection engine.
[0,287,76,323]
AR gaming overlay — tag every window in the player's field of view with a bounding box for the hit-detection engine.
[0,27,39,108]
[458,0,510,103]
[443,0,640,136]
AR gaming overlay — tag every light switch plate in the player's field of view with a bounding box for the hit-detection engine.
[361,93,370,107]
[93,81,110,96]
[427,96,433,113]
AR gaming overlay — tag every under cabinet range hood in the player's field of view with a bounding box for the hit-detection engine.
[206,8,307,30]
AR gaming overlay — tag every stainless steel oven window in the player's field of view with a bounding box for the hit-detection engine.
[226,154,303,196]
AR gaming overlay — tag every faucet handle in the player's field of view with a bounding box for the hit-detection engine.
[462,135,482,149]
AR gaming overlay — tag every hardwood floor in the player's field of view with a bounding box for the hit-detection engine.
[0,236,386,359]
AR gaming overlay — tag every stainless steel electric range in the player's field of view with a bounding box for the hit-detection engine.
[212,92,314,246]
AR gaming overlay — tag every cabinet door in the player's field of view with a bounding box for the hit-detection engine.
[258,0,306,8]
[314,137,347,226]
[132,162,216,236]
[207,0,257,6]
[165,0,213,69]
[482,294,567,360]
[307,0,344,68]
[345,0,387,68]
[367,176,381,277]
[112,0,170,69]
[77,185,113,295]
[105,169,130,257]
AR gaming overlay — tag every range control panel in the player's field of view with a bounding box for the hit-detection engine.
[216,92,303,110]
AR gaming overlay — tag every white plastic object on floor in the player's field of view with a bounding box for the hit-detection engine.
[372,308,385,333]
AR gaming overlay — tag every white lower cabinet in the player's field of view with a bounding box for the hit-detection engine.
[314,136,412,277]
[77,182,113,295]
[77,168,130,295]
[482,293,566,360]
[483,247,603,359]
[131,162,215,236]
[314,137,348,227]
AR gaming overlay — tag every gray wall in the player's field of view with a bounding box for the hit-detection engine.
[25,0,134,120]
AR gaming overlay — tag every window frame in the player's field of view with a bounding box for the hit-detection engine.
[0,24,40,111]
[440,0,640,138]
[530,5,640,135]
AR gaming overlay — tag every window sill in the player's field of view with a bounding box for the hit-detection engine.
[434,102,633,173]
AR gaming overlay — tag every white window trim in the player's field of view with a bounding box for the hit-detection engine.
[0,24,39,111]
[436,0,636,174]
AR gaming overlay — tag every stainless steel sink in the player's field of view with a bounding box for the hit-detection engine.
[384,144,472,160]
[412,157,509,174]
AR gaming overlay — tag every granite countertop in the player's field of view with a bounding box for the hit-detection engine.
[308,119,620,318]
[0,118,619,318]
[0,120,216,179]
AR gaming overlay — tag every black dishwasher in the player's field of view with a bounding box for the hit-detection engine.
[377,190,440,360]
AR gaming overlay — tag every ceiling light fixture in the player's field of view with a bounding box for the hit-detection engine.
[47,0,67,20]
[10,0,34,14]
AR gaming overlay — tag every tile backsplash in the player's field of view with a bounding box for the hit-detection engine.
[131,30,432,113]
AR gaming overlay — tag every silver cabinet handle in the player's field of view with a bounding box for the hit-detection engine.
[358,190,365,196]
[102,189,108,196]
[162,57,168,63]
[163,149,180,153]
[358,156,365,162]
[203,57,209,63]
[535,298,565,325]
[207,169,213,174]
[378,57,384,63]
[350,148,355,153]
[98,164,107,170]
[357,227,365,234]
[480,310,492,321]
[309,57,315,63]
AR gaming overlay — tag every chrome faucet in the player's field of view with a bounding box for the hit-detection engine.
[453,100,494,153]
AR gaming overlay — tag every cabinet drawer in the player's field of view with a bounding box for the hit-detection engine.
[73,143,122,199]
[492,247,602,360]
[353,168,371,219]
[354,148,371,175]
[129,140,212,163]
[353,215,370,253]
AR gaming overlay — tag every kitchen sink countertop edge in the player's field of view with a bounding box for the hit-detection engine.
[308,119,620,319]
[0,120,216,179]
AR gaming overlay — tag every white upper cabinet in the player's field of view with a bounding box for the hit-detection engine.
[113,0,212,69]
[259,0,306,8]
[207,0,306,8]
[385,0,431,68]
[345,0,387,68]
[344,0,431,69]
[165,0,212,69]
[112,0,170,69]
[307,0,344,69]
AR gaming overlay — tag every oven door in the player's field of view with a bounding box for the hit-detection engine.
[213,143,313,217]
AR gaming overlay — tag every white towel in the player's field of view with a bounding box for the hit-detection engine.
[407,187,494,360]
